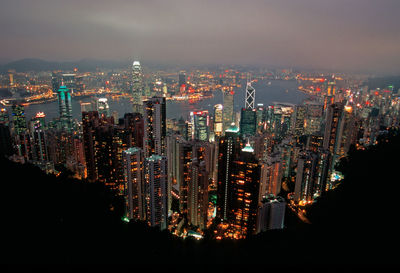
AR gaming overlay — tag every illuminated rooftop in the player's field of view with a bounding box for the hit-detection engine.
[226,123,239,133]
[241,142,254,153]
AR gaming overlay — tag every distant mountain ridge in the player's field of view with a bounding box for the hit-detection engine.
[0,58,130,72]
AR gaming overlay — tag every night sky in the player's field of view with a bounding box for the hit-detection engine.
[1,0,400,73]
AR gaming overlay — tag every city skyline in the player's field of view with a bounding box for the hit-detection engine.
[1,0,400,74]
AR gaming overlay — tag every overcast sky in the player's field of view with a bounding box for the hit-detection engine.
[1,0,399,73]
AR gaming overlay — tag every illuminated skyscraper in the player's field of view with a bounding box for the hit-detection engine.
[216,124,241,222]
[228,143,260,239]
[57,85,72,129]
[213,104,224,137]
[123,147,145,220]
[240,108,257,137]
[144,155,168,230]
[11,104,27,135]
[188,159,209,230]
[190,111,209,141]
[293,105,306,137]
[97,98,110,118]
[143,97,166,158]
[245,79,255,110]
[222,88,234,132]
[132,60,143,114]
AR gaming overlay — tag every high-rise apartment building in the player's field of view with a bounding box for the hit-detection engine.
[144,155,168,230]
[123,147,145,220]
[143,97,166,158]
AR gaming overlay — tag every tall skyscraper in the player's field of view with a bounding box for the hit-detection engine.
[123,147,145,220]
[190,111,209,141]
[228,143,260,239]
[222,88,234,132]
[188,159,209,230]
[245,79,255,110]
[240,108,257,137]
[57,85,72,129]
[216,124,241,222]
[143,97,166,158]
[132,61,143,114]
[213,104,224,137]
[144,155,168,230]
[97,98,110,118]
[293,105,306,137]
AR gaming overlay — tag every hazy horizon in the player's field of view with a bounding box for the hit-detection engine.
[1,0,400,75]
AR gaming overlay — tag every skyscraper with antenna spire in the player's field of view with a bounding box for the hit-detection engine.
[132,60,143,114]
[245,74,255,110]
[240,75,257,136]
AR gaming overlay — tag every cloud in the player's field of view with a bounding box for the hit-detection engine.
[1,0,399,74]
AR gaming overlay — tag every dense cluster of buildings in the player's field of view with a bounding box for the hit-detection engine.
[1,61,399,240]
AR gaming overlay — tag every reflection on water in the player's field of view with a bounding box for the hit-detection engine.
[21,79,309,122]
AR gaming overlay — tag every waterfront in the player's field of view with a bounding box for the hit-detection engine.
[19,79,310,122]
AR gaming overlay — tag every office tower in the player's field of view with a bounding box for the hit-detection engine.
[62,74,76,93]
[132,60,143,114]
[216,124,241,222]
[97,98,110,118]
[240,108,257,137]
[144,155,168,230]
[228,143,260,239]
[256,104,266,134]
[57,85,72,129]
[188,159,209,230]
[259,153,282,200]
[11,104,27,135]
[143,97,166,157]
[213,104,223,136]
[177,117,189,140]
[256,194,286,233]
[245,79,255,110]
[293,105,306,137]
[123,147,145,220]
[178,71,186,87]
[51,72,62,93]
[304,101,324,135]
[190,111,209,141]
[222,88,234,132]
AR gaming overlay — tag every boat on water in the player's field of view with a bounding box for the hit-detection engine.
[267,81,272,85]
